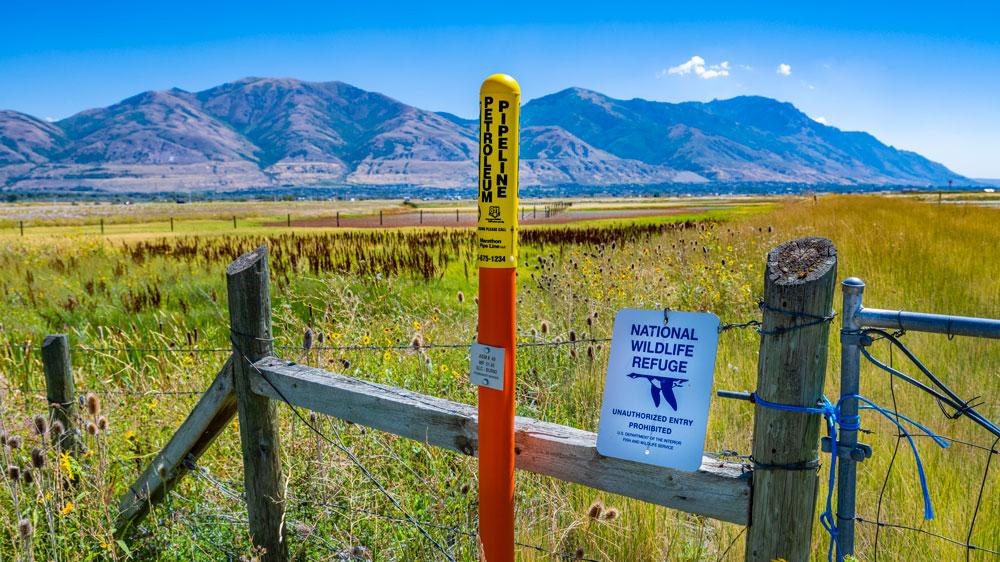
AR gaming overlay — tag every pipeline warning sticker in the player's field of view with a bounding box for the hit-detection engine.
[470,342,505,391]
[596,309,720,471]
[477,75,520,268]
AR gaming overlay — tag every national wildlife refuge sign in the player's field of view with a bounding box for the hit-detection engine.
[597,309,721,471]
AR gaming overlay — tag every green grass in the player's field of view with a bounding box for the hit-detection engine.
[0,195,996,561]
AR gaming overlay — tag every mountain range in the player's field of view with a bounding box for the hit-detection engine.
[0,77,965,192]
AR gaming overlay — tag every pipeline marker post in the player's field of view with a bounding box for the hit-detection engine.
[475,73,520,562]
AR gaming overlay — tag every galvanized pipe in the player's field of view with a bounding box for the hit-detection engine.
[836,277,865,561]
[855,307,1000,339]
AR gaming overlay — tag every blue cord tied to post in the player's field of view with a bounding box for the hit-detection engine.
[750,391,950,562]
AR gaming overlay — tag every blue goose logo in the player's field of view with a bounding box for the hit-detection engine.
[627,373,687,410]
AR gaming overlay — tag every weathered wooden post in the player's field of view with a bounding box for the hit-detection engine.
[20,220,24,236]
[227,246,288,561]
[746,237,837,562]
[41,335,82,455]
[287,213,291,228]
[233,215,237,230]
[100,218,105,234]
[380,210,383,225]
[170,217,174,232]
[336,211,340,227]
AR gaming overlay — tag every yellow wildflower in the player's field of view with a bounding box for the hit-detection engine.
[361,335,371,345]
[60,502,74,516]
[412,321,422,331]
[59,451,75,481]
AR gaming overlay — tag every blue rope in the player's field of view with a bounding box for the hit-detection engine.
[751,392,949,562]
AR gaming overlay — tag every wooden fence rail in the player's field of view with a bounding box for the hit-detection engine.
[251,357,750,524]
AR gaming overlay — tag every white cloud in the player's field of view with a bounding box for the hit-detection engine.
[662,56,730,80]
[666,55,704,76]
[777,63,792,76]
[814,116,829,125]
[44,116,56,122]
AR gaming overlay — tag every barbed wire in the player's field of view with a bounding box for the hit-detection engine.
[855,516,1000,556]
[230,335,458,562]
[0,304,786,357]
[714,526,747,562]
[0,336,614,355]
[12,387,208,397]
[187,453,602,561]
[861,333,1000,561]
[167,496,346,560]
[859,329,999,438]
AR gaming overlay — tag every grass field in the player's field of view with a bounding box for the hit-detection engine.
[0,194,997,561]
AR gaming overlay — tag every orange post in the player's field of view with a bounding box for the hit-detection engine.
[476,74,520,562]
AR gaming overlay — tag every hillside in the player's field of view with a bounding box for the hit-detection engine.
[0,78,966,192]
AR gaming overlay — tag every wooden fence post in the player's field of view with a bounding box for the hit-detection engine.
[227,246,288,561]
[41,335,82,455]
[746,237,837,562]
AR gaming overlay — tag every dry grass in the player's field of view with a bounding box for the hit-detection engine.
[0,194,996,561]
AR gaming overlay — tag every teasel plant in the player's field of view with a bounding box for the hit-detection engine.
[82,392,118,557]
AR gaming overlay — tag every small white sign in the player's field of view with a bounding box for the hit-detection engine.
[596,309,720,471]
[470,342,505,391]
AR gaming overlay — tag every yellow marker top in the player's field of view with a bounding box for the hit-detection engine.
[477,74,520,268]
[480,74,521,97]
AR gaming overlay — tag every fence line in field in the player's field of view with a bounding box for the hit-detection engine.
[4,205,584,236]
[8,237,1000,561]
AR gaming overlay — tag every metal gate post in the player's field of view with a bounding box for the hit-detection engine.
[836,277,866,560]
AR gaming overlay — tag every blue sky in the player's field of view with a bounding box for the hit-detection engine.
[2,1,998,177]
